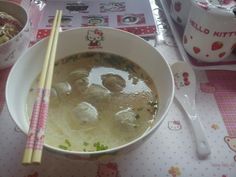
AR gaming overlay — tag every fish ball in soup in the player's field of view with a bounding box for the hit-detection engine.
[68,68,89,81]
[85,84,110,101]
[52,82,72,98]
[115,108,137,127]
[73,102,98,123]
[101,73,126,92]
[68,69,90,93]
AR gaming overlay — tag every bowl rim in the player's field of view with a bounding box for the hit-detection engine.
[6,26,175,156]
[0,1,29,47]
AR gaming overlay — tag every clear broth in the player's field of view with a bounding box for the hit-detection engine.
[27,52,159,152]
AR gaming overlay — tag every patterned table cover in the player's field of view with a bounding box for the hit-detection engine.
[0,0,236,177]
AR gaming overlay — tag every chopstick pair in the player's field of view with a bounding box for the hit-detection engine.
[22,10,62,164]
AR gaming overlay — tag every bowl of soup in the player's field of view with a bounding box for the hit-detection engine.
[0,1,31,69]
[6,27,174,160]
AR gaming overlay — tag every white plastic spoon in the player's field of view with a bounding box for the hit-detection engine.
[171,61,211,159]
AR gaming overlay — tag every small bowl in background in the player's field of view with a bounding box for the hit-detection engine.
[0,1,31,69]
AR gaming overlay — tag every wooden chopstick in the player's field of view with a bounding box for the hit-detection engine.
[31,10,62,163]
[22,10,62,164]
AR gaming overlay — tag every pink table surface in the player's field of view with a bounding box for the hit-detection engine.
[0,0,236,177]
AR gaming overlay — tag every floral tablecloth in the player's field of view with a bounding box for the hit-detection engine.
[0,0,236,177]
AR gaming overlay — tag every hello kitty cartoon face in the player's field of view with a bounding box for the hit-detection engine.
[168,120,182,131]
[87,29,104,48]
[174,72,190,90]
[224,136,236,161]
[97,162,120,177]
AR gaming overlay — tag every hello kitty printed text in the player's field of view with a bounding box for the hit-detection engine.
[190,19,236,37]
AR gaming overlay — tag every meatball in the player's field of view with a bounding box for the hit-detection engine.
[101,73,126,92]
[73,102,98,123]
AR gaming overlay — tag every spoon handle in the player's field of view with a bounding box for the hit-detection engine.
[189,114,211,159]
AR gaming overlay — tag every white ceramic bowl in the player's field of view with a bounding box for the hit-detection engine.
[0,1,31,69]
[6,27,174,160]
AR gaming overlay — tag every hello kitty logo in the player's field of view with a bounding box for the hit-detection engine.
[96,162,120,177]
[224,136,236,161]
[168,120,182,131]
[174,72,190,89]
[87,29,104,49]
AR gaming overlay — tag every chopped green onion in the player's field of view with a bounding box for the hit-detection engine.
[58,145,68,150]
[93,142,108,151]
[65,139,71,147]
